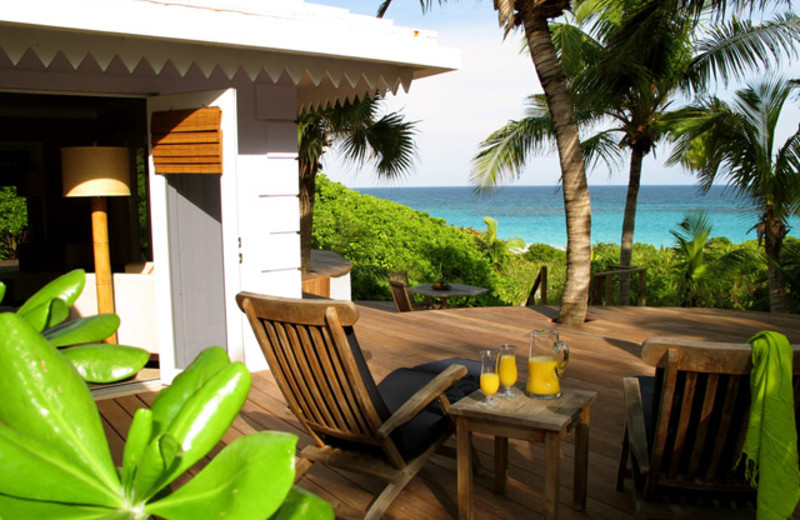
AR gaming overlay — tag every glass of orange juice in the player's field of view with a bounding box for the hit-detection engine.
[479,350,500,406]
[526,330,569,399]
[497,344,518,396]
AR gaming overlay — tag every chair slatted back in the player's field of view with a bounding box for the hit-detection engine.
[389,279,415,312]
[640,338,800,500]
[237,292,387,449]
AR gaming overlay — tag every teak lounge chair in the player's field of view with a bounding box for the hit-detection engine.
[617,337,800,518]
[236,292,478,519]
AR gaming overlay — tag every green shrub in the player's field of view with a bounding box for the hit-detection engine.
[312,176,502,305]
[0,186,27,260]
[312,177,795,314]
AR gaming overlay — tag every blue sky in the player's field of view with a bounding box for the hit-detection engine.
[313,1,800,188]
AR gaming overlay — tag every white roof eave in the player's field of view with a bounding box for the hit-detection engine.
[0,0,460,106]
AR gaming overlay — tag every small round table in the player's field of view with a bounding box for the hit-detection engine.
[408,283,488,308]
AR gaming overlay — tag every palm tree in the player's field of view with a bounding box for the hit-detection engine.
[298,94,417,271]
[473,5,799,305]
[378,0,592,324]
[667,78,800,312]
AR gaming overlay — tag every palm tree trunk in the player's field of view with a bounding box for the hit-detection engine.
[617,148,643,305]
[520,3,591,324]
[299,159,319,272]
[764,213,787,312]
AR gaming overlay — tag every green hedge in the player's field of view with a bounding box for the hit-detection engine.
[312,176,502,305]
[311,176,796,313]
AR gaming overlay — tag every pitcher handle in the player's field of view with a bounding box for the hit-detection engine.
[556,341,569,375]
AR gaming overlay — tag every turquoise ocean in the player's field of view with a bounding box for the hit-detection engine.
[355,185,800,249]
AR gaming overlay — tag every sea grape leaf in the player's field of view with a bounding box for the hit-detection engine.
[16,269,85,318]
[131,433,180,502]
[121,408,153,492]
[152,362,252,496]
[0,313,122,503]
[43,314,121,347]
[145,432,297,520]
[149,346,230,436]
[61,344,150,383]
[0,425,118,507]
[269,486,335,520]
[0,493,120,520]
[17,298,70,333]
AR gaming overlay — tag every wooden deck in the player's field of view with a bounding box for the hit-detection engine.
[97,305,800,519]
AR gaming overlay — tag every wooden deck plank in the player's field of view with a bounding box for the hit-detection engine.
[98,304,800,519]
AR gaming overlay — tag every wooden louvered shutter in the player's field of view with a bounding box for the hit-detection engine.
[151,107,223,174]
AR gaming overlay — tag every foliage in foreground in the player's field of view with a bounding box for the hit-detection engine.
[0,270,332,519]
[314,177,797,313]
[0,316,333,520]
[1,269,150,383]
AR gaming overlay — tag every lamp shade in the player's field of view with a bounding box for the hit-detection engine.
[61,146,131,197]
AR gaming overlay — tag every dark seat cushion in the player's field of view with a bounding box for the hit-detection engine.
[377,358,480,461]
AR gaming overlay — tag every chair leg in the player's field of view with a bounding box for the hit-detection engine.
[616,425,630,491]
[295,455,313,482]
[365,434,449,520]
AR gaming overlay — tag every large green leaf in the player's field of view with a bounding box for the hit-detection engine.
[149,346,230,436]
[18,298,70,333]
[131,433,180,502]
[61,344,150,383]
[16,269,85,320]
[0,493,122,520]
[145,432,297,520]
[152,362,252,496]
[43,314,121,347]
[0,425,118,506]
[0,313,122,503]
[121,408,153,493]
[269,487,335,520]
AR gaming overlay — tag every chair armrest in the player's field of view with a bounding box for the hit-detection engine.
[623,376,650,474]
[377,364,468,438]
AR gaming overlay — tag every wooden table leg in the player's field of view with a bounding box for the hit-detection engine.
[457,417,472,520]
[544,431,561,520]
[494,436,508,493]
[573,407,590,511]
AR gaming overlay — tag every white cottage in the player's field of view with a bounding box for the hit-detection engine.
[0,0,458,385]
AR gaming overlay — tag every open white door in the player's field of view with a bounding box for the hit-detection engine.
[146,89,243,383]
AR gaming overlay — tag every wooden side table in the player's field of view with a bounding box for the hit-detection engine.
[449,386,597,520]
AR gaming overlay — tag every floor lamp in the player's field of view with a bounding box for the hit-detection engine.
[61,146,131,344]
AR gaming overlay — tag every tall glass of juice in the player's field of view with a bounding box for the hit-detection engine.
[497,344,518,396]
[479,349,499,406]
[527,330,569,399]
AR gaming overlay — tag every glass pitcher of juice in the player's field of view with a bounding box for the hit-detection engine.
[526,330,569,399]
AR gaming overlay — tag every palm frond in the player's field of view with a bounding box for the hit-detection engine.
[471,117,556,191]
[688,13,800,91]
[581,130,624,174]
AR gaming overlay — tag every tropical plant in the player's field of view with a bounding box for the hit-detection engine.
[671,212,713,306]
[0,316,333,520]
[298,93,417,271]
[667,77,800,312]
[377,0,593,325]
[1,269,149,383]
[474,216,527,272]
[472,3,799,305]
